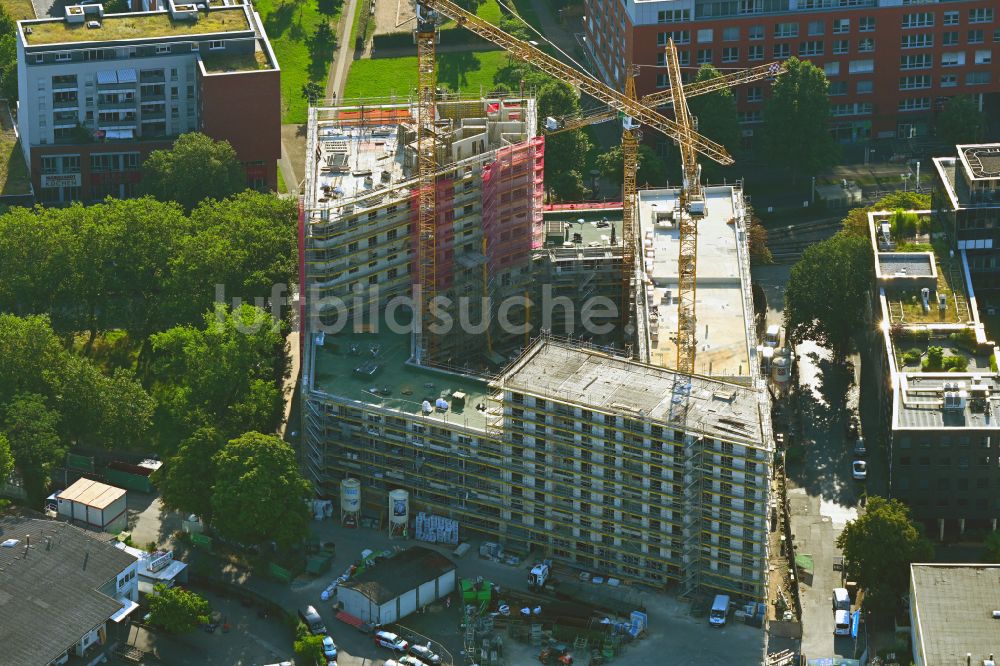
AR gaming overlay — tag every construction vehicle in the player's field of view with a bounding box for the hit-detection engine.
[539,644,573,665]
[528,561,551,590]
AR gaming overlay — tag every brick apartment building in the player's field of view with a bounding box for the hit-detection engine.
[583,0,998,147]
[15,0,280,203]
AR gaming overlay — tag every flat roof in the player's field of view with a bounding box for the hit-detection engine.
[498,338,767,445]
[200,46,272,72]
[637,186,752,379]
[309,313,500,432]
[878,253,934,277]
[542,209,623,250]
[896,374,1000,429]
[340,546,455,605]
[911,564,1000,665]
[0,516,137,665]
[311,120,409,212]
[58,478,126,510]
[959,144,1000,181]
[22,7,251,46]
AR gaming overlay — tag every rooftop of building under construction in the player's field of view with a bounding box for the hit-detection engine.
[499,337,767,445]
[637,186,754,380]
[309,311,500,433]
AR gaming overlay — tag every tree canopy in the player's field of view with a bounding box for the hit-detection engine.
[142,133,247,211]
[784,231,873,355]
[836,497,933,611]
[149,304,285,449]
[147,584,210,634]
[2,393,64,504]
[596,144,668,188]
[841,191,932,237]
[761,57,838,175]
[935,96,986,147]
[211,432,312,548]
[157,428,225,521]
[687,64,740,181]
[536,80,592,201]
[0,434,13,487]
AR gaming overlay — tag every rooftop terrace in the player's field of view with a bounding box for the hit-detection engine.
[22,7,251,46]
[960,144,1000,181]
[500,338,767,445]
[637,186,753,380]
[309,312,499,433]
[542,209,623,250]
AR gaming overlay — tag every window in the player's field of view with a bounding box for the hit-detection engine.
[773,43,790,59]
[975,49,992,64]
[943,31,959,46]
[738,110,762,123]
[944,10,959,26]
[747,45,763,61]
[697,28,714,43]
[858,37,874,52]
[829,81,847,96]
[746,86,762,102]
[722,47,739,63]
[856,80,873,94]
[656,52,666,67]
[902,12,934,29]
[966,71,990,85]
[678,51,690,66]
[969,29,985,44]
[209,40,224,50]
[833,39,849,54]
[656,8,689,23]
[901,33,933,48]
[942,52,966,67]
[723,27,739,41]
[799,40,823,56]
[901,54,931,69]
[969,8,994,24]
[849,59,874,73]
[824,62,840,76]
[697,48,713,64]
[55,52,71,62]
[155,45,171,54]
[659,30,689,46]
[656,73,668,89]
[941,73,957,88]
[808,20,824,36]
[859,16,875,32]
[899,75,931,90]
[898,97,930,112]
[833,18,849,34]
[774,22,798,39]
[995,29,1000,43]
[748,25,763,40]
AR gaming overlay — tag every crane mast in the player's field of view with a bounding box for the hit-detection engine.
[620,67,639,338]
[415,6,438,361]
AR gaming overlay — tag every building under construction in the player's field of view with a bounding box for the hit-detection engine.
[300,97,772,601]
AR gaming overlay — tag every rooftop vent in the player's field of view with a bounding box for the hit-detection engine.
[1,538,19,548]
[87,20,101,28]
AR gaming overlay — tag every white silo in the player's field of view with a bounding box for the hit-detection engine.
[341,478,361,527]
[388,489,409,538]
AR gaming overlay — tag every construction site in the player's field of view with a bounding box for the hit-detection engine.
[298,2,783,655]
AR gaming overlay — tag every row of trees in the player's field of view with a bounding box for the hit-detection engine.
[0,189,296,344]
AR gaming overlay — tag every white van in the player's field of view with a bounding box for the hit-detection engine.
[709,594,730,627]
[832,587,850,612]
[834,609,851,636]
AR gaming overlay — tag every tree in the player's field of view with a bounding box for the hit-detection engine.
[302,82,324,105]
[0,433,12,485]
[2,393,65,504]
[147,584,210,634]
[841,191,932,237]
[498,14,532,42]
[836,497,933,611]
[935,96,986,146]
[294,631,327,665]
[536,80,592,201]
[687,64,740,181]
[210,432,312,548]
[149,304,285,449]
[748,218,772,265]
[595,144,668,188]
[984,531,1000,563]
[761,57,839,175]
[57,355,154,450]
[784,231,873,356]
[157,428,224,521]
[142,133,246,211]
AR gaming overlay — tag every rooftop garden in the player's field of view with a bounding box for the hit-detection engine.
[201,48,270,72]
[892,327,992,373]
[25,8,251,45]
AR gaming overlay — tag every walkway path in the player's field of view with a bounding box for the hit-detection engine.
[327,0,363,99]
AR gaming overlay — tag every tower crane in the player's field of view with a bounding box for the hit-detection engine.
[412,0,733,361]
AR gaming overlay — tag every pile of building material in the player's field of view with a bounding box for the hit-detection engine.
[414,512,459,544]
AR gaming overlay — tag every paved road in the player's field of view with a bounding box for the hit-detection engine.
[328,0,363,100]
[789,341,862,661]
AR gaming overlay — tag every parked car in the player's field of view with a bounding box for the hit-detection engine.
[409,643,443,665]
[298,606,327,635]
[846,415,859,439]
[852,460,867,480]
[374,630,409,653]
[396,657,425,666]
[322,635,338,659]
[853,437,867,457]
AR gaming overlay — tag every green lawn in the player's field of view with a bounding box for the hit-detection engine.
[344,50,509,99]
[0,0,34,19]
[507,0,542,30]
[0,101,31,197]
[255,0,343,124]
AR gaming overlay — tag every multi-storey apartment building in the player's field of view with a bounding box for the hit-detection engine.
[583,0,998,145]
[300,100,773,600]
[933,143,1000,288]
[868,209,1000,540]
[15,0,280,203]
